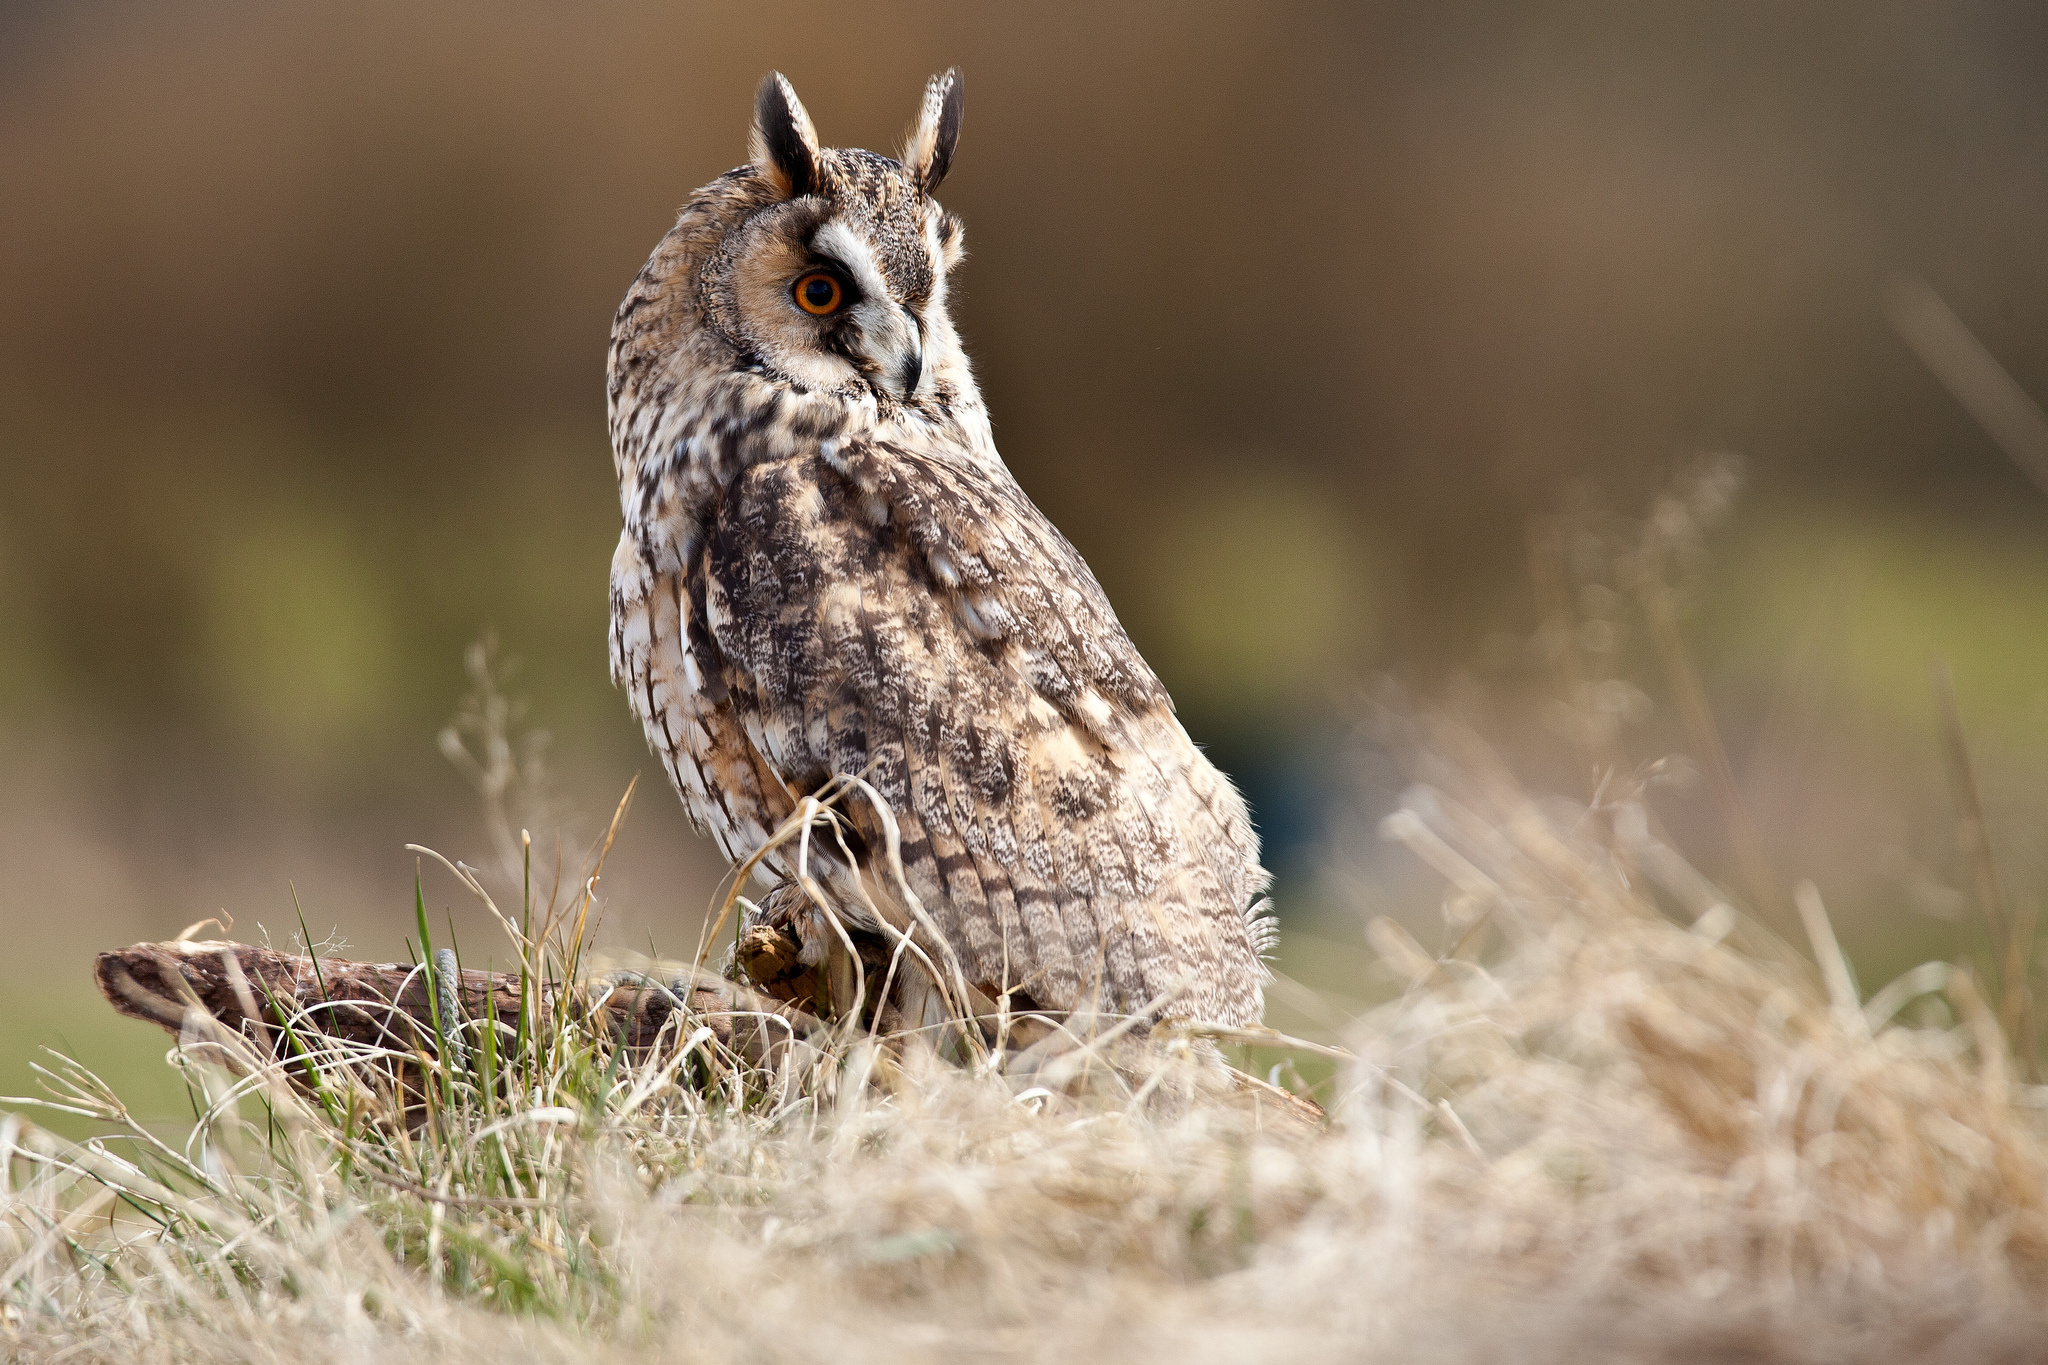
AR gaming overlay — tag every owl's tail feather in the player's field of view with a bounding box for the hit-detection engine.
[725,873,1320,1129]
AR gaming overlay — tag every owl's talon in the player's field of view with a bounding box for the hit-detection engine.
[736,923,805,987]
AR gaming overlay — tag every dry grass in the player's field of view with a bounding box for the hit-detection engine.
[5,711,2048,1365]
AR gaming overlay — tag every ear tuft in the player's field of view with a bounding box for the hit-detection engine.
[902,68,964,195]
[751,72,822,199]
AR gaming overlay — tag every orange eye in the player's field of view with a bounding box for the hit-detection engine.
[793,271,843,315]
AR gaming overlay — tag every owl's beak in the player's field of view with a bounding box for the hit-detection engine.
[899,331,925,397]
[856,301,925,400]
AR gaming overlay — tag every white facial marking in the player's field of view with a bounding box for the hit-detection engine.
[810,221,892,306]
[810,220,926,400]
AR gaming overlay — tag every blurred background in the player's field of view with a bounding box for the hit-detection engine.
[4,0,2047,1126]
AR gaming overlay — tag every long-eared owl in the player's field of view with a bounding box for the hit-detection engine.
[607,70,1272,1027]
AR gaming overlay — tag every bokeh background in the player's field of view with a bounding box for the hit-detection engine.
[4,1,2047,1126]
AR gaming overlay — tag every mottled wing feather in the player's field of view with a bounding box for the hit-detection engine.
[697,442,1269,1025]
[610,528,798,866]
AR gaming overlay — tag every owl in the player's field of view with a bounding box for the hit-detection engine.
[607,70,1272,1030]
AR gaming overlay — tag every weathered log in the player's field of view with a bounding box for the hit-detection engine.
[94,940,822,1072]
[93,939,1326,1130]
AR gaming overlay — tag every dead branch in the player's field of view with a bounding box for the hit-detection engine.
[93,940,821,1071]
[92,938,1324,1129]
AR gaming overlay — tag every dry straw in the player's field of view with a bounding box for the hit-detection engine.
[6,721,2048,1363]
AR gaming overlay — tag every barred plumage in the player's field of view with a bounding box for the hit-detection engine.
[607,69,1271,1026]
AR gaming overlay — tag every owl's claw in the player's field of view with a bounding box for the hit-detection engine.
[735,922,805,989]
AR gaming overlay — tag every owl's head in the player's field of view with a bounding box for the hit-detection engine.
[613,70,970,436]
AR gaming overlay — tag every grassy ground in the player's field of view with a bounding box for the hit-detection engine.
[5,715,2047,1364]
